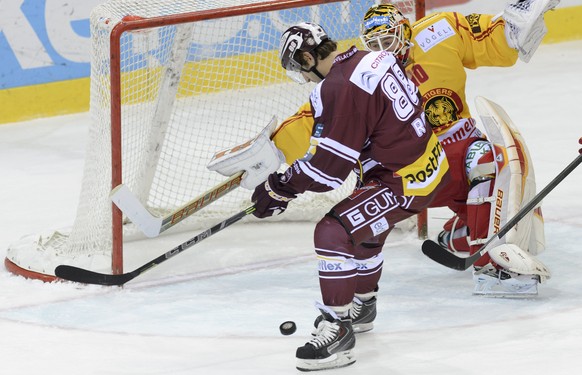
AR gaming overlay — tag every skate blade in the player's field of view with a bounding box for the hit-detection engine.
[473,283,538,298]
[296,350,356,372]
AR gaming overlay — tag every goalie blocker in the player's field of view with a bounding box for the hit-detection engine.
[207,116,285,190]
[111,117,284,238]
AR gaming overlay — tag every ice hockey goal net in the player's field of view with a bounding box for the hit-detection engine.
[5,0,425,281]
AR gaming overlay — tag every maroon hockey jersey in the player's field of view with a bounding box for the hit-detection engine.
[280,46,449,198]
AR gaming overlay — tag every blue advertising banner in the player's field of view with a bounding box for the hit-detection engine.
[0,0,102,89]
[1,0,372,89]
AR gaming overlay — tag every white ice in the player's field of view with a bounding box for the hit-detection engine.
[0,40,581,374]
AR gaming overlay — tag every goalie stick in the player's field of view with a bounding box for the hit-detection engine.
[110,172,243,237]
[54,206,256,285]
[112,116,279,238]
[422,153,582,271]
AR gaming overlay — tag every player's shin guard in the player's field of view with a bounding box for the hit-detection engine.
[314,216,359,307]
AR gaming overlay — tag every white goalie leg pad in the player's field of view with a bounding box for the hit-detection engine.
[502,0,560,62]
[529,204,546,255]
[207,116,285,190]
[489,243,551,282]
[475,96,545,255]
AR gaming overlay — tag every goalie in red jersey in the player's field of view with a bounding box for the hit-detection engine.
[357,0,554,291]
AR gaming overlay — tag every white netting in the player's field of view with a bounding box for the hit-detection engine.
[6,0,421,276]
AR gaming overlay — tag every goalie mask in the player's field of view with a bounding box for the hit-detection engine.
[279,22,329,84]
[360,4,413,65]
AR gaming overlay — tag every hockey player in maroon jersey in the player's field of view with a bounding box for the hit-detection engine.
[250,22,450,371]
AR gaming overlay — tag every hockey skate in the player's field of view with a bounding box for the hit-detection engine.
[313,297,377,333]
[349,297,376,333]
[473,263,540,297]
[296,306,356,372]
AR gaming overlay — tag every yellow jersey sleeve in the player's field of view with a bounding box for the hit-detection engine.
[409,12,518,135]
[271,102,315,165]
[454,12,518,68]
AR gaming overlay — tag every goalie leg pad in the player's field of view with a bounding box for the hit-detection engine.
[489,243,551,282]
[207,117,285,190]
[466,178,495,267]
[476,96,546,255]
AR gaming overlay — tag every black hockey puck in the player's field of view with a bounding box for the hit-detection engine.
[279,321,297,335]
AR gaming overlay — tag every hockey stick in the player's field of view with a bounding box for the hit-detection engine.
[422,153,582,271]
[54,206,256,285]
[111,172,243,237]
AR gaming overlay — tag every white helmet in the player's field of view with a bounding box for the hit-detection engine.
[279,22,329,83]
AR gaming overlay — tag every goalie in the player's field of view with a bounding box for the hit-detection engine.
[358,0,558,254]
[355,0,556,292]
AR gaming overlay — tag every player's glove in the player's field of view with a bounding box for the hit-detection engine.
[252,172,296,218]
[579,137,582,154]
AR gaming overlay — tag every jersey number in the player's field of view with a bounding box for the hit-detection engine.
[381,62,419,122]
[382,64,426,137]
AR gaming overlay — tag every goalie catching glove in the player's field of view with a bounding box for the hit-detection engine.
[501,0,560,62]
[251,172,297,218]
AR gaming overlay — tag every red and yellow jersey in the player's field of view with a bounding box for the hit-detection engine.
[272,12,518,164]
[410,12,517,144]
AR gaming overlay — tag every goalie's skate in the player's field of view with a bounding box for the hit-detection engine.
[473,263,540,297]
[313,297,377,333]
[296,307,356,372]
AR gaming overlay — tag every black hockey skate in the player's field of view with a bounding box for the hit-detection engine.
[296,307,356,372]
[313,297,376,333]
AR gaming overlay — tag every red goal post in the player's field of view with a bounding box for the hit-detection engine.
[5,0,426,282]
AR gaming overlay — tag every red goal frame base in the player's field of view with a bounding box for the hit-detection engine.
[4,257,59,283]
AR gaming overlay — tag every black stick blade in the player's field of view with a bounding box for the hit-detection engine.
[421,240,474,271]
[54,206,255,286]
[55,265,132,286]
